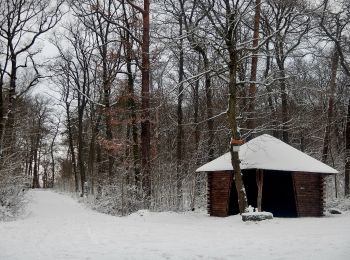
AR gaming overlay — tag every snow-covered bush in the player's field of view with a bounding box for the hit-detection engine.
[87,183,144,216]
[325,197,350,212]
[75,160,208,216]
[0,174,30,221]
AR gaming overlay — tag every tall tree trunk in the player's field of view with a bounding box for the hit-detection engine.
[228,48,248,214]
[183,20,214,161]
[43,166,48,189]
[176,17,184,210]
[50,151,55,188]
[322,49,339,163]
[3,56,17,154]
[96,143,103,197]
[87,126,96,195]
[275,31,289,143]
[78,105,86,196]
[0,79,4,155]
[345,97,350,196]
[246,0,261,139]
[37,144,42,181]
[50,120,60,188]
[122,6,140,187]
[181,0,214,163]
[102,45,114,182]
[66,105,79,193]
[193,74,200,155]
[276,57,289,143]
[192,60,201,210]
[28,143,34,177]
[130,88,139,188]
[256,170,263,211]
[32,138,40,188]
[203,55,214,161]
[141,0,151,207]
[264,45,277,137]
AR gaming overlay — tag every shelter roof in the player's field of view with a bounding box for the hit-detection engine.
[196,134,338,174]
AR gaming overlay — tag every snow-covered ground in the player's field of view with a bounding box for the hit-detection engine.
[1,190,349,260]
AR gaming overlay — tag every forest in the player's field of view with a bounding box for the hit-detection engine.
[0,0,349,218]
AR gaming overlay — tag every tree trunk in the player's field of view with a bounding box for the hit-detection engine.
[246,0,261,139]
[322,49,339,163]
[276,58,289,143]
[228,49,248,214]
[193,67,200,155]
[345,97,350,196]
[43,166,48,189]
[263,44,278,137]
[96,143,103,198]
[28,142,34,177]
[183,27,214,161]
[256,170,263,212]
[140,0,151,208]
[78,106,86,196]
[275,30,290,143]
[66,104,79,193]
[88,111,101,195]
[203,55,214,161]
[0,79,4,155]
[122,0,140,188]
[193,62,201,209]
[176,17,184,210]
[50,120,59,188]
[102,44,114,182]
[3,56,17,154]
[126,42,140,188]
[32,138,40,188]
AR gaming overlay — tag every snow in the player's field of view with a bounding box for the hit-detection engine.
[241,211,273,221]
[196,134,338,174]
[243,211,273,216]
[1,190,350,259]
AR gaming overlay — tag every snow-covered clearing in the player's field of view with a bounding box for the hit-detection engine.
[1,190,349,260]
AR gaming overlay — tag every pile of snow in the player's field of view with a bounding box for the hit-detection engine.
[129,209,151,217]
[242,211,273,222]
[328,208,342,214]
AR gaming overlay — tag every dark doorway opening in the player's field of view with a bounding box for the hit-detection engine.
[228,170,297,217]
[262,170,297,217]
[228,169,257,215]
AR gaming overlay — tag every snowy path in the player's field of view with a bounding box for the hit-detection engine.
[1,190,350,260]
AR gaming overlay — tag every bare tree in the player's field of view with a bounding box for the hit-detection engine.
[0,0,63,156]
[318,0,350,195]
[263,0,310,143]
[322,48,339,163]
[179,0,215,162]
[28,96,51,188]
[246,0,262,138]
[199,0,252,213]
[121,0,152,207]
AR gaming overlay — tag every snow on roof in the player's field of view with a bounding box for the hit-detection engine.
[196,134,338,174]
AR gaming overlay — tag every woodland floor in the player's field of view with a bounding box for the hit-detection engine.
[0,190,350,260]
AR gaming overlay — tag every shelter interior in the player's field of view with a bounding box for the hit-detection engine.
[229,170,297,217]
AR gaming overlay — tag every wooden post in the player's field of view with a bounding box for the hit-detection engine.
[256,169,264,212]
